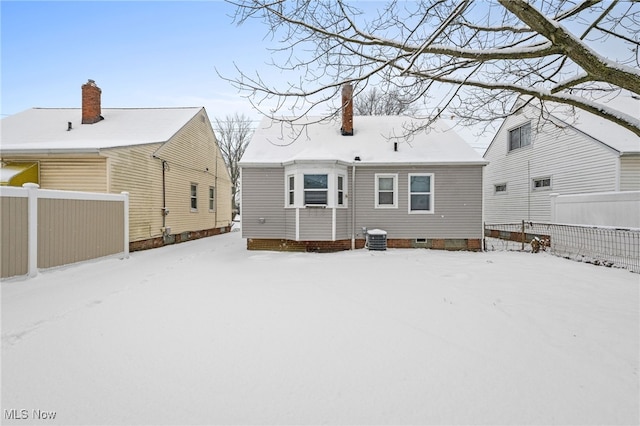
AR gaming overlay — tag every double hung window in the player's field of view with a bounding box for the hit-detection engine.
[509,122,531,151]
[409,174,433,213]
[190,183,198,211]
[375,174,397,208]
[303,174,328,205]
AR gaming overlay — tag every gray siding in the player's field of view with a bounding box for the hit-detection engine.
[353,165,483,239]
[620,156,640,191]
[336,208,350,239]
[299,208,332,240]
[242,164,484,241]
[241,168,286,239]
[484,109,620,223]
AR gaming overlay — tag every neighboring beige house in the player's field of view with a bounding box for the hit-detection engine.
[0,80,233,251]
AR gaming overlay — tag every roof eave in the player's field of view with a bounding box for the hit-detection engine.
[0,148,102,156]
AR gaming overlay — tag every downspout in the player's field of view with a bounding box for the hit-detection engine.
[351,161,357,250]
[162,160,168,231]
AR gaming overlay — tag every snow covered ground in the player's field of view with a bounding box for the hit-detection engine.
[2,228,638,425]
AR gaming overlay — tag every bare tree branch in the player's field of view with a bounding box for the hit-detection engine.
[222,0,640,137]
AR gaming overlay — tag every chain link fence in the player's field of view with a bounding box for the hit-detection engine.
[484,221,640,273]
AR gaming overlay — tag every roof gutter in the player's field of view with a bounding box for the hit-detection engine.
[0,148,102,156]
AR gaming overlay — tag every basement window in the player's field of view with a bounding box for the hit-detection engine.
[532,177,551,191]
[494,183,507,194]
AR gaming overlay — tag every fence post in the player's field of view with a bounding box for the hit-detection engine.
[521,219,525,251]
[23,183,39,277]
[121,192,130,259]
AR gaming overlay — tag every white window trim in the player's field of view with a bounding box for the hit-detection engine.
[508,121,532,152]
[336,174,347,208]
[283,163,348,209]
[190,183,198,212]
[303,173,329,207]
[408,173,434,214]
[208,186,215,212]
[375,173,398,209]
[494,183,507,194]
[532,176,552,191]
[286,174,295,207]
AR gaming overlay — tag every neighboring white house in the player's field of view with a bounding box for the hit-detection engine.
[483,90,640,225]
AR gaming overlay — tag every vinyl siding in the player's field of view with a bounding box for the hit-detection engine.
[104,109,232,242]
[241,167,286,238]
[484,109,620,223]
[353,165,483,239]
[153,110,233,233]
[620,156,640,191]
[299,208,333,240]
[0,156,107,192]
[242,164,483,241]
[0,196,28,278]
[103,143,164,242]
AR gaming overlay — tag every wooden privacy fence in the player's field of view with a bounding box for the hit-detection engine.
[485,221,640,273]
[1,183,129,279]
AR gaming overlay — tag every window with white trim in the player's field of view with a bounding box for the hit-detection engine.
[304,174,328,205]
[375,174,397,208]
[409,173,434,213]
[190,183,198,211]
[209,186,215,211]
[509,122,531,151]
[532,177,551,191]
[337,175,345,206]
[287,175,295,206]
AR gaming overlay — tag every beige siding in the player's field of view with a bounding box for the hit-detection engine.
[620,156,640,191]
[103,109,233,242]
[484,109,620,223]
[39,157,107,192]
[152,110,233,236]
[103,143,165,242]
[0,196,28,278]
[37,198,124,269]
[0,156,107,192]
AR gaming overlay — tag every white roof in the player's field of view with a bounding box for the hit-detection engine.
[539,91,639,154]
[0,107,203,153]
[241,115,486,166]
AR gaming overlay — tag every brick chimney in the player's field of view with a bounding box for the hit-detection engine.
[341,83,353,136]
[82,79,103,124]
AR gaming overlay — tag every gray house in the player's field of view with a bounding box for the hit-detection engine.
[239,88,487,252]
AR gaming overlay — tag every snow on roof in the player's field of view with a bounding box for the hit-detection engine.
[0,107,203,153]
[542,91,639,154]
[241,115,486,166]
